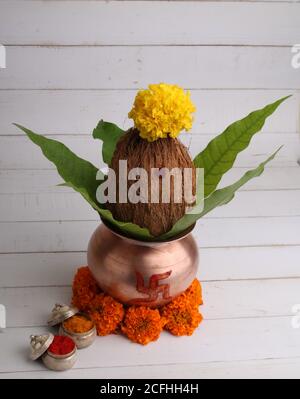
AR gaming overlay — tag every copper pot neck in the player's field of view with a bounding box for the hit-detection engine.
[100,218,195,247]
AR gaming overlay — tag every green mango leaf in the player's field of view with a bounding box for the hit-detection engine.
[15,123,153,241]
[161,147,282,240]
[100,209,153,241]
[14,123,104,203]
[63,182,153,241]
[93,120,125,165]
[193,96,290,197]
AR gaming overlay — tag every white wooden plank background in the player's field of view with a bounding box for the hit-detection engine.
[1,245,300,288]
[1,46,300,89]
[1,133,298,170]
[1,318,300,372]
[1,90,298,136]
[1,167,299,194]
[0,0,300,379]
[2,358,300,380]
[1,217,300,253]
[1,278,299,327]
[1,1,300,46]
[2,190,300,222]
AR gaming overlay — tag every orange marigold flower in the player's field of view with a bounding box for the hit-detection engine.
[87,294,125,336]
[161,301,203,337]
[122,307,166,345]
[184,279,203,307]
[72,266,101,311]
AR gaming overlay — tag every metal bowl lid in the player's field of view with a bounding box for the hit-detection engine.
[48,303,79,327]
[30,333,54,361]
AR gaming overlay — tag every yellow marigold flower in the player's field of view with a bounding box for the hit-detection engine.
[128,83,196,142]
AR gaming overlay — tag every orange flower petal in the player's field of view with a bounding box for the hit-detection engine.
[87,293,125,336]
[72,266,101,311]
[122,307,165,345]
[161,302,203,336]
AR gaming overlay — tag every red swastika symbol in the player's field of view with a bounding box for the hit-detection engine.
[128,271,172,306]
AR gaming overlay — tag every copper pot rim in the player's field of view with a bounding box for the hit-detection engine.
[100,217,196,246]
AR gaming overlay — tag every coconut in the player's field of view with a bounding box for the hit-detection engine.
[106,128,196,237]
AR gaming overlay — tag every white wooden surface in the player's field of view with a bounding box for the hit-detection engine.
[0,0,300,379]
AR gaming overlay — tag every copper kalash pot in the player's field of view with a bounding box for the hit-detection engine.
[87,221,199,307]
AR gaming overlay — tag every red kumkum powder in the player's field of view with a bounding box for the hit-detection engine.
[48,336,75,356]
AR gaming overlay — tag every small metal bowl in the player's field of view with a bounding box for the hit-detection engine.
[48,304,97,349]
[59,314,97,349]
[42,346,77,371]
[30,333,77,372]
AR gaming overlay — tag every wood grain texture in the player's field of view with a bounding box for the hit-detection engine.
[0,0,300,379]
[1,245,300,288]
[1,167,299,195]
[0,46,299,90]
[1,1,299,45]
[0,216,299,253]
[1,318,300,373]
[1,133,297,170]
[1,90,297,136]
[1,190,300,222]
[2,358,300,379]
[1,278,299,327]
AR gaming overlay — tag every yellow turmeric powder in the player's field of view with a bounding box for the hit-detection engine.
[63,314,94,334]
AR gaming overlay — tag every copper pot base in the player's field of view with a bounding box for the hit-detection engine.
[87,223,199,308]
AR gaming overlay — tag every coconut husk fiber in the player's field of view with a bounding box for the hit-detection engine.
[106,128,196,237]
